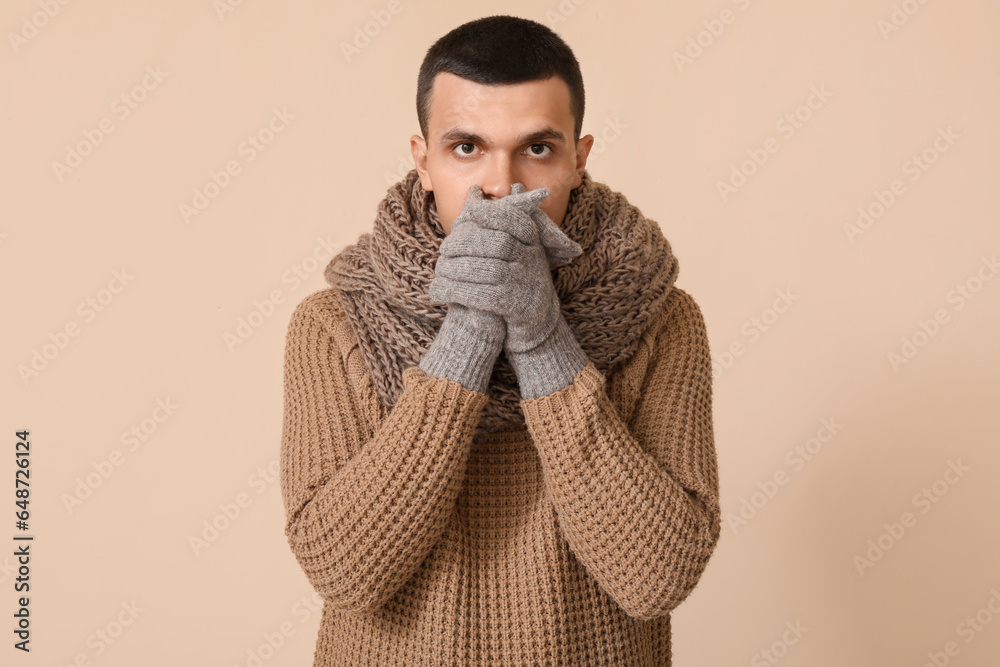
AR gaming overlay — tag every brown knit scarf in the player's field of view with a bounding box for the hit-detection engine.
[324,168,679,434]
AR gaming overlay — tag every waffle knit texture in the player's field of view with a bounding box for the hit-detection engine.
[279,281,722,665]
[324,168,678,435]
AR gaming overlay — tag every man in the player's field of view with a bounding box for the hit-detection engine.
[280,14,721,666]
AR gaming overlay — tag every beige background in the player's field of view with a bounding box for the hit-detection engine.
[3,0,999,664]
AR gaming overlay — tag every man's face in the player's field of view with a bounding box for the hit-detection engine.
[411,72,594,236]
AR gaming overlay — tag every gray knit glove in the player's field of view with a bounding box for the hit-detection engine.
[418,186,510,394]
[417,302,505,394]
[429,183,589,399]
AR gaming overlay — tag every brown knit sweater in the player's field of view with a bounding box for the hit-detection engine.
[279,284,721,666]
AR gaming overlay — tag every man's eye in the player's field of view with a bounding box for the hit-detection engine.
[528,144,552,157]
[451,143,552,159]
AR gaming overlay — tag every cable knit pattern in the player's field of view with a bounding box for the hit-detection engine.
[280,283,721,666]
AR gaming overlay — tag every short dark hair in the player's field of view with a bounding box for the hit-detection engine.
[416,15,585,144]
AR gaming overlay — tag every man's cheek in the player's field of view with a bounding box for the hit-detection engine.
[539,201,564,227]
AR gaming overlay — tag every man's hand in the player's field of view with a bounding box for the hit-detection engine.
[429,183,583,353]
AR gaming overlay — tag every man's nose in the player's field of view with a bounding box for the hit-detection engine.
[481,182,512,200]
[480,160,520,199]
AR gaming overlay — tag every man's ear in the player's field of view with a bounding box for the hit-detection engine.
[410,134,433,191]
[574,134,595,183]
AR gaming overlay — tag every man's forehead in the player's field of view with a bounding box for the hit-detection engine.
[430,70,569,98]
[428,74,573,143]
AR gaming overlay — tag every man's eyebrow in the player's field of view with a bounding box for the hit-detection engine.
[437,126,568,147]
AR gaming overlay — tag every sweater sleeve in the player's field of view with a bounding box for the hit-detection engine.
[519,288,721,621]
[279,295,488,613]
